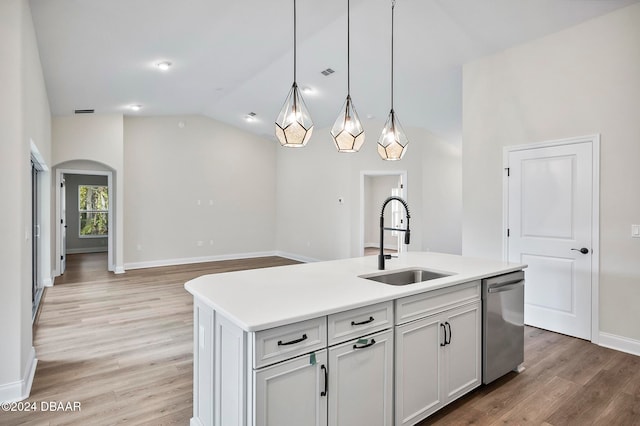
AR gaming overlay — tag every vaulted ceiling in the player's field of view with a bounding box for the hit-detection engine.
[30,0,640,144]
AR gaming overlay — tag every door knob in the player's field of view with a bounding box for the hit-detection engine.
[571,248,589,254]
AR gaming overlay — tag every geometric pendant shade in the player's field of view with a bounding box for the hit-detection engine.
[275,0,314,147]
[378,0,408,160]
[275,82,314,147]
[378,108,408,160]
[331,0,364,152]
[331,95,364,152]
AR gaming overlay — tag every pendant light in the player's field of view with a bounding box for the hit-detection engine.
[378,0,408,161]
[330,0,365,152]
[275,0,314,147]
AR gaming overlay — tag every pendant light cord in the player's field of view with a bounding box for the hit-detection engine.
[293,0,297,83]
[391,0,395,111]
[347,0,351,96]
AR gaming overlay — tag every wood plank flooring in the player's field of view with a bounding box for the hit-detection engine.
[2,253,639,425]
[2,253,298,426]
[419,327,640,426]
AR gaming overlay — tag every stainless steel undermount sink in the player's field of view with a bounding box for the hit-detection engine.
[359,268,453,286]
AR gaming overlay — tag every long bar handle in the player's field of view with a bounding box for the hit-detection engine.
[351,316,374,326]
[488,282,524,293]
[320,364,328,397]
[277,333,308,346]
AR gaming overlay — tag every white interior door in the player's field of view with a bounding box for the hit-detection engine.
[60,177,66,274]
[507,141,594,340]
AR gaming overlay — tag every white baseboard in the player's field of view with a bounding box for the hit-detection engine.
[274,251,320,263]
[364,243,399,250]
[43,276,54,287]
[190,418,204,426]
[0,347,37,403]
[124,251,282,271]
[66,247,108,254]
[599,332,640,357]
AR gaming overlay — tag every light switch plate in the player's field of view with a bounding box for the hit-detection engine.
[632,224,640,238]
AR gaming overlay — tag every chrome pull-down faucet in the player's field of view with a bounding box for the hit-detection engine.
[379,196,411,270]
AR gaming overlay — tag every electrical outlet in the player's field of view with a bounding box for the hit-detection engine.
[632,225,640,238]
[197,240,203,247]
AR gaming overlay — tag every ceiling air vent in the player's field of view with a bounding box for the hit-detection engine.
[321,68,335,76]
[74,109,95,114]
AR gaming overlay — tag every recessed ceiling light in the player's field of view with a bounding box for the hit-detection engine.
[156,61,172,71]
[301,86,314,94]
[129,104,142,111]
[245,112,257,122]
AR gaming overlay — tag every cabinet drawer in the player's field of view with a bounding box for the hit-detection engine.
[253,317,327,368]
[395,281,480,325]
[328,301,393,346]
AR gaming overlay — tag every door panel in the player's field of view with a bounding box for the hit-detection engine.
[254,350,327,426]
[522,254,575,313]
[328,329,393,426]
[395,316,442,426]
[521,156,574,239]
[61,178,66,274]
[445,302,481,400]
[508,142,592,340]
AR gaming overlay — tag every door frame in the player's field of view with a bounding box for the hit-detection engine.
[359,170,408,257]
[502,134,600,343]
[55,168,115,275]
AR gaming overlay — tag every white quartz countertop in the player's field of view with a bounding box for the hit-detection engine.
[184,252,526,332]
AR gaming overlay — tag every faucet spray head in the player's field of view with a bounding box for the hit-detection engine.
[404,229,411,245]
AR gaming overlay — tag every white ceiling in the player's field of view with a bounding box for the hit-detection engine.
[30,0,640,144]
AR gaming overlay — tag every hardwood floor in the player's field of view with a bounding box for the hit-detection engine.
[2,253,299,426]
[418,327,640,425]
[3,253,639,425]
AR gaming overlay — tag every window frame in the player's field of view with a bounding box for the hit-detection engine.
[78,184,109,238]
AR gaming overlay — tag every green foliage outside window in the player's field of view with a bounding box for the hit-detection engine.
[79,185,109,236]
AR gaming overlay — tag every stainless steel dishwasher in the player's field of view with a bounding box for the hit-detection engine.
[482,270,525,384]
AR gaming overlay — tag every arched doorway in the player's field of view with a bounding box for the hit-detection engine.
[54,160,116,276]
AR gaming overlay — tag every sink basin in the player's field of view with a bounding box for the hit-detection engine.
[360,268,453,286]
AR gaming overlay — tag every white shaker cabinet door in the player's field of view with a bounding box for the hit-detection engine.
[254,350,328,426]
[328,329,394,426]
[444,301,481,402]
[395,314,443,426]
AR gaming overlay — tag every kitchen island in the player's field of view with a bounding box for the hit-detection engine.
[185,252,526,426]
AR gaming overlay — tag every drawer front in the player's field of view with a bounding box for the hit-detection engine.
[253,317,327,368]
[395,281,480,325]
[328,301,393,346]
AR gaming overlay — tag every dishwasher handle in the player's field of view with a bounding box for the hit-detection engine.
[488,281,524,293]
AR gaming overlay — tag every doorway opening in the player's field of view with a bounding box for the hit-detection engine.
[56,167,115,276]
[31,159,42,318]
[30,141,50,321]
[360,171,408,257]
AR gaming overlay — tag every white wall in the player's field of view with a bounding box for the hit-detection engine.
[52,114,124,272]
[462,3,640,341]
[276,122,462,261]
[123,116,277,267]
[0,0,51,402]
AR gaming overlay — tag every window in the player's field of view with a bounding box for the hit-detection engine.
[79,185,108,237]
